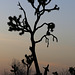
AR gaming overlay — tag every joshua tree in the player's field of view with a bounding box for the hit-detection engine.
[43,64,49,75]
[7,0,59,74]
[22,54,33,75]
[10,59,27,75]
[10,64,18,75]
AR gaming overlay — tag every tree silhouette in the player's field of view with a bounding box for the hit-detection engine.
[69,67,75,75]
[10,59,27,75]
[43,64,49,75]
[22,54,33,75]
[10,64,18,75]
[7,0,59,75]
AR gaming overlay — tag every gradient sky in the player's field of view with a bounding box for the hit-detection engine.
[0,0,75,74]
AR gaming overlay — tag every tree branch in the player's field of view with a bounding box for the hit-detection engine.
[50,33,58,42]
[18,2,32,33]
[35,33,58,46]
[34,15,40,31]
[45,0,52,5]
[39,4,59,15]
[36,23,48,31]
[27,0,36,9]
[35,35,48,43]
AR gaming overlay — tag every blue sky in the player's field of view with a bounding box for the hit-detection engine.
[0,0,75,74]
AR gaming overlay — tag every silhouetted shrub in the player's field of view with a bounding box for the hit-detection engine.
[10,59,27,75]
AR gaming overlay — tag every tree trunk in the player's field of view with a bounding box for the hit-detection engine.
[27,67,29,75]
[31,33,42,75]
[32,44,41,75]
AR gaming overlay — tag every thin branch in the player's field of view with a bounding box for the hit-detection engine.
[35,34,49,47]
[34,11,46,32]
[45,0,52,5]
[39,5,59,14]
[18,2,32,33]
[50,33,58,42]
[31,3,36,10]
[36,23,48,31]
[35,33,58,44]
[34,15,40,31]
[35,35,47,43]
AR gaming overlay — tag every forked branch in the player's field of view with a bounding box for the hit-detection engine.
[33,3,59,30]
[35,33,58,47]
[50,33,58,42]
[18,2,32,32]
[39,4,59,16]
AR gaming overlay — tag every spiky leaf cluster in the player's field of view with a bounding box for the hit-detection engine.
[10,64,18,73]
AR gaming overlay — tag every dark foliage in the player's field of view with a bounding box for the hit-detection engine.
[52,72,58,75]
[22,54,33,75]
[69,67,75,75]
[10,59,27,75]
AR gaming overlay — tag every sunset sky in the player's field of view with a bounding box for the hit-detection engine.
[0,0,75,74]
